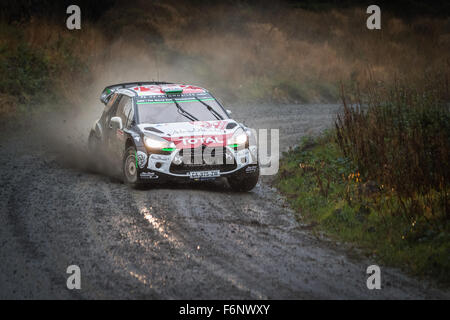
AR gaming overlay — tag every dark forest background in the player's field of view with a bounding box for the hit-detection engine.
[2,1,450,21]
[1,0,449,114]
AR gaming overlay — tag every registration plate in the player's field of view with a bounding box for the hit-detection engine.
[188,170,220,179]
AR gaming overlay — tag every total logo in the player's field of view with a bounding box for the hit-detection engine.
[181,136,224,145]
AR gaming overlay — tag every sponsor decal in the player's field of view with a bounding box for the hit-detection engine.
[171,126,225,135]
[140,172,159,179]
[136,151,148,169]
[133,85,205,96]
[165,133,233,149]
[138,121,230,137]
[136,92,212,104]
[245,165,258,173]
[190,120,228,130]
[150,154,170,161]
[181,136,223,145]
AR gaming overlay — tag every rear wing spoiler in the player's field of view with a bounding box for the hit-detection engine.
[100,81,172,105]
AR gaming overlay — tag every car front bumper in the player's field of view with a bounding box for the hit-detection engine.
[137,146,258,182]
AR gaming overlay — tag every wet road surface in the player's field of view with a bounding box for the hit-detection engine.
[0,103,448,299]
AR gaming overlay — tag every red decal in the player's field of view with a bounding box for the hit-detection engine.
[164,133,233,149]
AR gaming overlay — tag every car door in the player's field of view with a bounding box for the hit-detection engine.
[107,95,133,162]
[103,94,122,158]
[100,93,119,132]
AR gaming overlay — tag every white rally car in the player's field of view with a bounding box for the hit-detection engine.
[88,82,259,191]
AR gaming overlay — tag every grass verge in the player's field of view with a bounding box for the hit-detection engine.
[275,131,449,285]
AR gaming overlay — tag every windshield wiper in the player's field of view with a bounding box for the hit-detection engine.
[195,96,224,120]
[172,98,198,122]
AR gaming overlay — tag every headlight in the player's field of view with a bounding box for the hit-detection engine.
[228,129,248,148]
[144,135,175,151]
[233,133,248,145]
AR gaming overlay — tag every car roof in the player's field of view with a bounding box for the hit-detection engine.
[117,83,208,97]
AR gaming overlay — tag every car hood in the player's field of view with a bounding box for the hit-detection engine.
[138,120,241,149]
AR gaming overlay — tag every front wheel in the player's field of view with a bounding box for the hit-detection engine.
[123,146,141,187]
[227,167,259,192]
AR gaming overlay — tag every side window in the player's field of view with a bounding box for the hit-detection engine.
[104,94,121,127]
[125,100,135,128]
[105,93,119,113]
[116,96,133,128]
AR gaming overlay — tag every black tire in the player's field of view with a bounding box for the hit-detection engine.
[227,167,259,192]
[123,146,141,187]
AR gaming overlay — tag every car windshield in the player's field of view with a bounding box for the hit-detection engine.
[136,96,228,124]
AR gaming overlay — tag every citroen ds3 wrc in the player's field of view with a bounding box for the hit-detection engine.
[88,82,259,191]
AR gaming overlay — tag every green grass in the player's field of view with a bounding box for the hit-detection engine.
[275,133,450,284]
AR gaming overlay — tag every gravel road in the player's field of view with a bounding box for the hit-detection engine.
[0,103,448,299]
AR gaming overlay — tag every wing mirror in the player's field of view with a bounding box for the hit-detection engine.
[110,117,123,130]
[100,92,111,105]
[226,109,232,116]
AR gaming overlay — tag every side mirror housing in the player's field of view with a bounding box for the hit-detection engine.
[110,117,123,130]
[100,92,112,105]
[226,109,232,116]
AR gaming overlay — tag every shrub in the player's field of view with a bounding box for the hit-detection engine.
[0,43,51,105]
[335,74,450,223]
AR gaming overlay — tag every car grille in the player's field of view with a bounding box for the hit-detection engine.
[169,146,237,174]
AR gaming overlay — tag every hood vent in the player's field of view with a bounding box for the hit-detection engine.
[144,127,164,134]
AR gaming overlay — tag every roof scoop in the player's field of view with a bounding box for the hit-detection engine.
[161,85,183,95]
